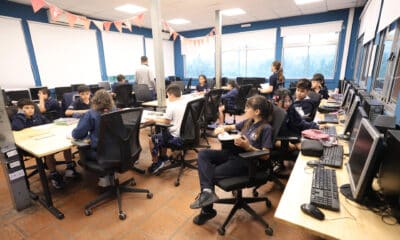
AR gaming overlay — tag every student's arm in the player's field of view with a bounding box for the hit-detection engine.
[259,75,276,94]
[11,117,25,131]
[72,112,91,139]
[214,124,236,134]
[38,92,46,113]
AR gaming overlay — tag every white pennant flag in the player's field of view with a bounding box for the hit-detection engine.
[92,20,104,31]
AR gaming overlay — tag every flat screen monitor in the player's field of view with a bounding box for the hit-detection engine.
[236,77,265,88]
[342,96,360,135]
[346,118,382,202]
[5,89,31,103]
[54,86,72,101]
[343,89,355,113]
[71,84,84,92]
[348,106,368,152]
[341,83,351,107]
[29,87,43,101]
[98,81,111,91]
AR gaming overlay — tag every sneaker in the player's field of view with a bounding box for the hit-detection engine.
[151,161,165,175]
[147,162,158,174]
[64,167,81,179]
[193,209,217,225]
[97,176,111,188]
[50,172,65,190]
[190,191,219,209]
[272,159,284,174]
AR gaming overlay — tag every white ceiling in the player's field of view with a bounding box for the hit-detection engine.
[9,0,366,32]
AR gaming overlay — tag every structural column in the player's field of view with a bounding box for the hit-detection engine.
[215,10,222,88]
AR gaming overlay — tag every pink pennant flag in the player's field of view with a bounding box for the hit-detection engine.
[173,32,178,41]
[103,21,112,31]
[92,20,104,31]
[162,21,169,31]
[31,0,46,13]
[49,5,63,21]
[66,13,78,27]
[114,21,123,32]
[83,18,91,30]
[137,13,145,27]
[124,20,132,32]
[209,28,215,36]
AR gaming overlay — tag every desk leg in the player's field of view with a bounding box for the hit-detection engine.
[34,157,64,220]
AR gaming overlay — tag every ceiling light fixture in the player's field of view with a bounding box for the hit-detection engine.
[167,18,190,25]
[294,0,323,5]
[115,4,147,14]
[221,8,246,16]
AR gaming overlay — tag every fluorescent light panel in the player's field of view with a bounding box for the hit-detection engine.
[221,8,246,16]
[167,18,190,25]
[295,0,323,5]
[115,4,147,14]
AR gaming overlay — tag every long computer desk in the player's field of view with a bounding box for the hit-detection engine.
[142,92,204,109]
[13,122,77,219]
[274,112,400,239]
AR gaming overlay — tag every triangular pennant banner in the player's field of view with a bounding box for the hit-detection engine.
[66,13,78,27]
[49,5,63,20]
[92,20,104,31]
[162,21,169,31]
[137,13,145,27]
[31,0,46,13]
[114,21,123,32]
[103,21,112,31]
[173,32,178,41]
[124,20,132,32]
[83,18,91,30]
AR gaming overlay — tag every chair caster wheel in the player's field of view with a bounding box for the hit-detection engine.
[130,179,136,186]
[253,190,259,197]
[266,199,272,208]
[119,212,126,220]
[265,227,273,236]
[217,228,225,235]
[174,181,180,187]
[84,209,92,216]
[147,192,153,199]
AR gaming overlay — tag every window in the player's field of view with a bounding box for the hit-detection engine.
[359,42,373,88]
[181,36,215,78]
[353,37,365,83]
[282,32,339,79]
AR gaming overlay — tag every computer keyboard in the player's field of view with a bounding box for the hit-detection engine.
[323,114,339,124]
[310,167,340,211]
[321,126,337,136]
[320,145,344,168]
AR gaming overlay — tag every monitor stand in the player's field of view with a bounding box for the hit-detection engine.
[339,184,355,201]
[340,184,384,208]
[337,134,350,141]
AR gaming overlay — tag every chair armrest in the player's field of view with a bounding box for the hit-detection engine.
[71,139,90,147]
[155,123,173,128]
[239,150,270,159]
[275,136,300,141]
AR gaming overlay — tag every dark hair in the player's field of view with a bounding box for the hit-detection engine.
[17,98,35,109]
[227,80,239,89]
[77,85,90,93]
[39,87,50,95]
[242,95,273,139]
[198,74,207,83]
[312,73,325,86]
[296,78,311,90]
[272,61,284,84]
[91,89,114,112]
[117,74,126,82]
[166,84,182,97]
[141,56,148,63]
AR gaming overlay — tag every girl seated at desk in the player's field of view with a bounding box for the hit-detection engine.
[196,74,209,93]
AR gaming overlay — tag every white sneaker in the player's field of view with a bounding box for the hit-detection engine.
[98,176,111,187]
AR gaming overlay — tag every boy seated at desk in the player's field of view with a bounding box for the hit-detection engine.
[144,84,185,174]
[218,80,239,124]
[65,85,91,118]
[11,99,79,189]
[38,87,61,119]
[111,74,129,93]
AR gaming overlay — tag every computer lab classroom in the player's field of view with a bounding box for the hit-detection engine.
[1,0,400,239]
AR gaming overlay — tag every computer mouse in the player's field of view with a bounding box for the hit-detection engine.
[306,160,323,167]
[300,203,325,220]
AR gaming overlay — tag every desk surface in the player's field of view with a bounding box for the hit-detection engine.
[13,123,77,158]
[142,93,204,107]
[274,110,400,239]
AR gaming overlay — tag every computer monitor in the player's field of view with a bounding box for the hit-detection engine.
[5,89,31,104]
[348,106,369,152]
[343,89,355,113]
[98,81,111,91]
[54,86,72,101]
[29,87,43,101]
[345,118,382,202]
[71,84,84,92]
[342,96,361,136]
[340,83,351,107]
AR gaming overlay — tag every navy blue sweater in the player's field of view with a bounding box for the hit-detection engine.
[222,88,239,110]
[72,109,101,149]
[285,98,319,135]
[11,112,48,131]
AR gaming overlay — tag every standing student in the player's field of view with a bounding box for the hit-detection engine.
[135,56,156,99]
[190,95,273,225]
[196,74,209,93]
[259,60,285,98]
[218,80,239,124]
[65,85,91,118]
[71,90,115,187]
[12,99,78,189]
[38,87,61,119]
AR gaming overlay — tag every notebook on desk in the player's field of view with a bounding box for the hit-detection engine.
[218,133,246,155]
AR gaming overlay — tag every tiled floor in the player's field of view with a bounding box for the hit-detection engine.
[0,127,321,240]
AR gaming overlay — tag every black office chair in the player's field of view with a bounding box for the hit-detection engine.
[114,84,134,108]
[77,108,152,220]
[155,98,206,186]
[174,80,186,93]
[224,84,252,124]
[61,91,77,116]
[132,84,154,107]
[183,78,192,94]
[200,89,224,144]
[55,86,73,102]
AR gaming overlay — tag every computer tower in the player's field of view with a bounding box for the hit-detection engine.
[363,98,384,123]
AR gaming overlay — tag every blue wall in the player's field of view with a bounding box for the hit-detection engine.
[174,8,363,90]
[0,0,153,86]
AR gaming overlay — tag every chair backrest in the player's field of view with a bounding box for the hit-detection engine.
[115,84,133,108]
[203,89,223,123]
[96,108,143,172]
[61,91,77,114]
[270,105,287,142]
[132,84,153,102]
[234,84,252,111]
[180,98,205,144]
[173,81,185,93]
[186,78,192,90]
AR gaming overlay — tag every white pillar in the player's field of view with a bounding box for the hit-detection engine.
[215,10,222,88]
[340,8,355,80]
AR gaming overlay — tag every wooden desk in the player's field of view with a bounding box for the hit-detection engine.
[13,123,77,219]
[274,111,400,239]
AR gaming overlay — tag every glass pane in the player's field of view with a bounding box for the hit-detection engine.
[283,47,308,78]
[222,50,242,78]
[246,49,274,77]
[354,41,365,82]
[309,45,337,79]
[373,30,394,94]
[184,53,215,78]
[390,51,400,103]
[310,32,339,44]
[284,35,309,45]
[360,44,372,86]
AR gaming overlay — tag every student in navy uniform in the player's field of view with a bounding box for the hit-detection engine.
[218,80,239,124]
[38,87,61,119]
[311,73,329,99]
[259,60,285,98]
[65,85,91,118]
[190,95,273,225]
[12,99,78,189]
[72,89,116,187]
[196,74,209,93]
[111,74,129,93]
